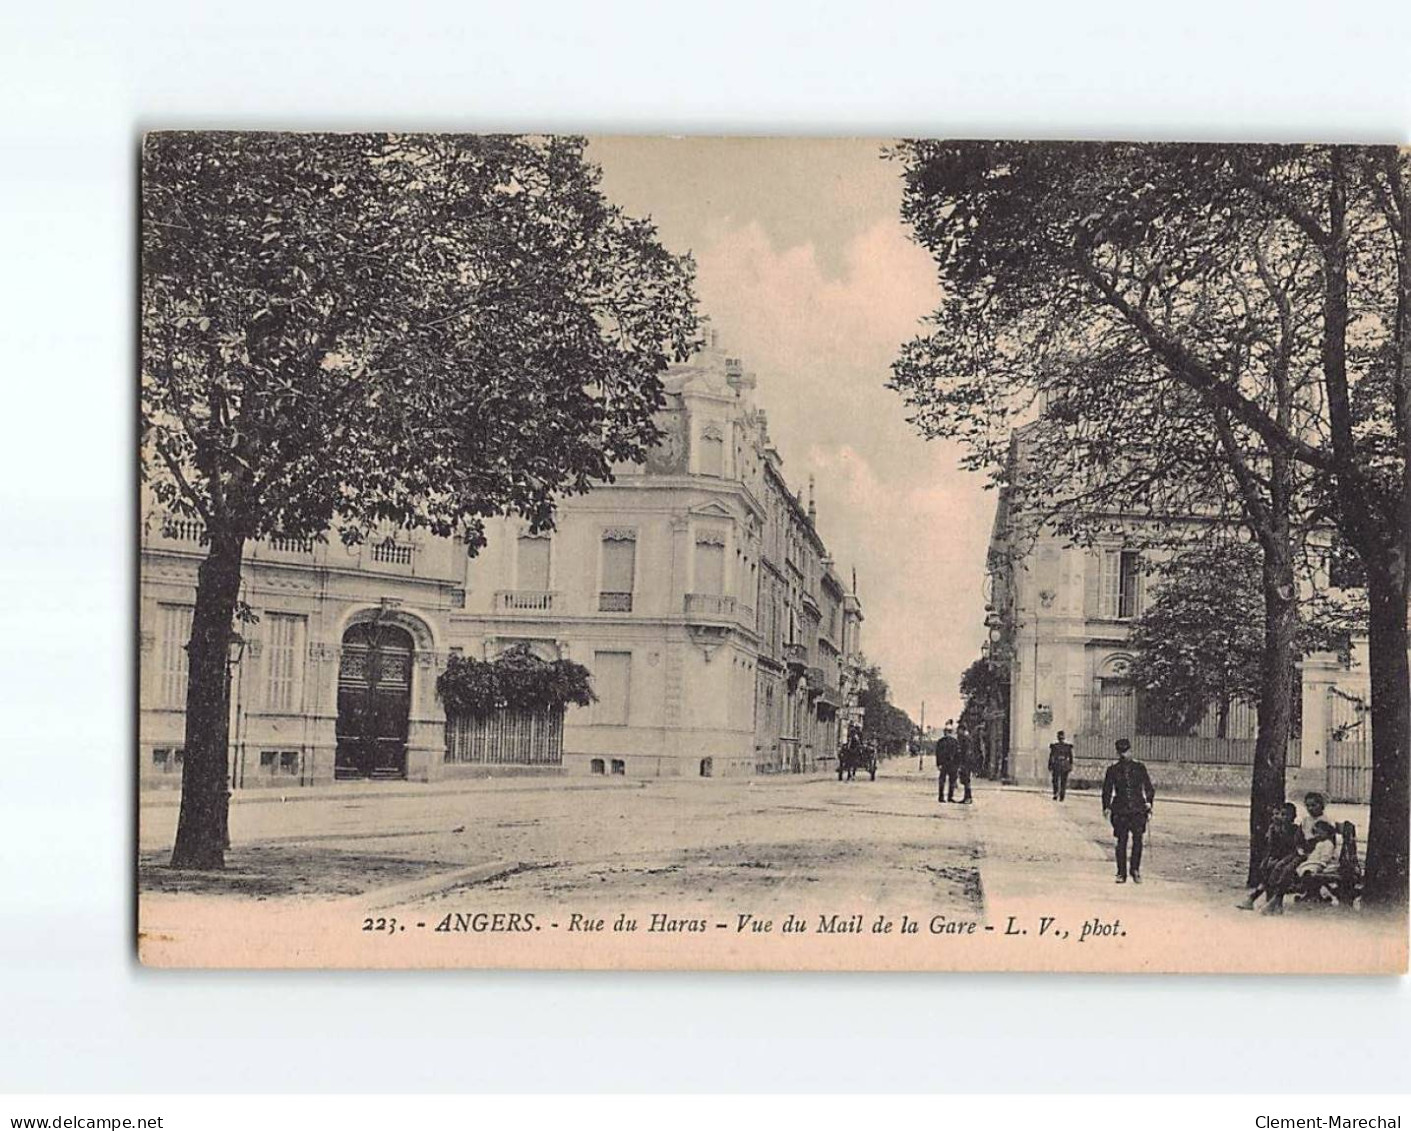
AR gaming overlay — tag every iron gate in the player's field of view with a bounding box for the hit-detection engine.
[1325,688,1371,803]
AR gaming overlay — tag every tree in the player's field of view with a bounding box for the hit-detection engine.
[890,142,1407,906]
[1128,545,1265,737]
[958,656,1008,777]
[1128,543,1349,748]
[142,133,698,869]
[857,660,915,755]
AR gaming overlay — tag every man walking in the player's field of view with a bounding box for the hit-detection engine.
[1048,730,1074,801]
[956,725,975,804]
[935,721,961,803]
[1102,738,1155,883]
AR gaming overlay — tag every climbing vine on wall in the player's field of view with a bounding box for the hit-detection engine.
[437,643,597,717]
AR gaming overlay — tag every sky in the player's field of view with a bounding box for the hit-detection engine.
[590,138,993,726]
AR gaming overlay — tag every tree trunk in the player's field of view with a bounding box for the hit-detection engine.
[169,531,245,870]
[1246,549,1297,886]
[1361,562,1410,908]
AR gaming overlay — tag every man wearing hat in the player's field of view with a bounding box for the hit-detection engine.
[1048,730,1075,801]
[1101,737,1155,883]
[935,721,961,803]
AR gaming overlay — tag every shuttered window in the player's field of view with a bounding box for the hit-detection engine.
[700,436,724,476]
[695,541,726,595]
[1098,550,1121,618]
[601,538,635,594]
[517,535,551,590]
[593,651,631,725]
[265,613,305,712]
[159,605,194,707]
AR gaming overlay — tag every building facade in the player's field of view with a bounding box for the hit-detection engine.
[984,428,1379,799]
[139,331,864,788]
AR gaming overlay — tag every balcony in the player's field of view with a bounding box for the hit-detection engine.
[495,590,557,613]
[598,591,633,613]
[369,539,414,566]
[684,593,736,621]
[783,641,808,672]
[267,533,315,554]
[155,513,206,546]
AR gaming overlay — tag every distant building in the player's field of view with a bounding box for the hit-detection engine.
[140,329,864,788]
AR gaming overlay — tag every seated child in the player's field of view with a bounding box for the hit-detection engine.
[1261,803,1339,915]
[1236,802,1300,910]
[1295,819,1340,898]
[1299,792,1332,844]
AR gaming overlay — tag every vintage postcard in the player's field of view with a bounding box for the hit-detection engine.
[137,135,1409,971]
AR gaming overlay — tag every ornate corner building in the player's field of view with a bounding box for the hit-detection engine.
[139,328,865,789]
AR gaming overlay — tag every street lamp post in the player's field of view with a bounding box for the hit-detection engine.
[221,631,247,851]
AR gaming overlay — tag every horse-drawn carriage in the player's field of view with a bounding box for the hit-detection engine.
[837,737,878,781]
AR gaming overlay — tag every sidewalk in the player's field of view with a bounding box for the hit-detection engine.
[977,785,1226,911]
[140,769,841,808]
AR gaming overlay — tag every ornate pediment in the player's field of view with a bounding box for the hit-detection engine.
[688,500,735,520]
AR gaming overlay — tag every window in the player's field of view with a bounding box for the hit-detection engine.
[259,749,301,776]
[610,758,626,775]
[158,605,194,707]
[517,534,551,591]
[694,538,726,595]
[593,651,631,725]
[600,533,636,612]
[590,758,606,775]
[1099,549,1144,620]
[1118,550,1143,620]
[151,747,183,773]
[700,426,725,476]
[265,613,306,712]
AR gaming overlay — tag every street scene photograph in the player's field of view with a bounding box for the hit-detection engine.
[137,135,1409,971]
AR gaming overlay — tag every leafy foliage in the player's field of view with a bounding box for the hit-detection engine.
[889,141,1409,902]
[437,644,597,717]
[142,132,700,549]
[143,132,699,868]
[856,659,915,754]
[888,142,1404,559]
[958,656,1007,739]
[1128,543,1351,735]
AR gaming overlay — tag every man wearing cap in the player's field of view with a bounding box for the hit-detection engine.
[1048,730,1075,802]
[1102,737,1155,883]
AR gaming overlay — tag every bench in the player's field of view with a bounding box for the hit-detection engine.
[1293,821,1363,909]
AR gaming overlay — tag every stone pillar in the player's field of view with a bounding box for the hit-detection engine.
[1298,653,1342,794]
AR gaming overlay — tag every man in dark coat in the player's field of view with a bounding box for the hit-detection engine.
[955,725,975,803]
[1048,730,1075,802]
[935,722,961,803]
[1101,737,1155,883]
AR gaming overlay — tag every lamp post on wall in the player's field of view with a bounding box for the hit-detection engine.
[222,630,247,849]
[985,619,1014,782]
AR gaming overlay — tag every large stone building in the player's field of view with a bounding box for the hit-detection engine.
[139,331,865,788]
[983,426,1377,800]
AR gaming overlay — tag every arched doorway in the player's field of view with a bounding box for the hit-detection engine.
[336,621,414,780]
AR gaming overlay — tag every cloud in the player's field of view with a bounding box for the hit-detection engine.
[690,217,991,719]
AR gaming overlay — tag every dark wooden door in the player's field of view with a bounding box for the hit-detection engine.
[336,622,413,780]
